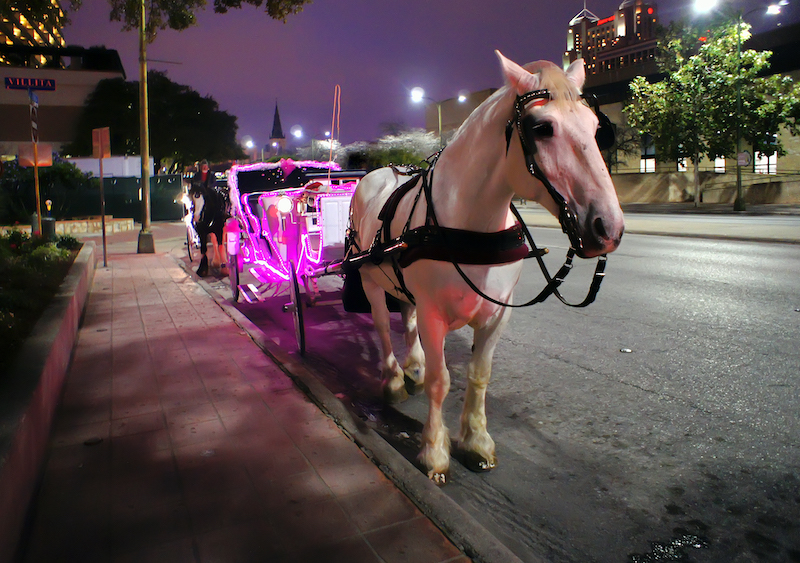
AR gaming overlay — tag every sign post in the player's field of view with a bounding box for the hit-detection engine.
[93,127,111,267]
[29,90,42,236]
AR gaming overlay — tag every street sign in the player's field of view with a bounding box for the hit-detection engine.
[5,77,56,91]
[29,91,39,143]
[92,127,111,159]
[738,150,751,167]
[19,143,52,167]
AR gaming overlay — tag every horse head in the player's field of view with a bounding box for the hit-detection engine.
[498,51,624,258]
[188,183,205,225]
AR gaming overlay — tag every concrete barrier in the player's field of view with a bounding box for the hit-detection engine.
[0,218,135,237]
[0,242,97,562]
[612,172,800,204]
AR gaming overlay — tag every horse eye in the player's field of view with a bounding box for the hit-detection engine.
[532,121,554,139]
[522,115,554,143]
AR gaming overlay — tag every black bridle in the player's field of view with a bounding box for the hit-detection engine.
[505,89,616,254]
[353,88,617,310]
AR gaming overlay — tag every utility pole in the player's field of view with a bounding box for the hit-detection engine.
[137,0,155,253]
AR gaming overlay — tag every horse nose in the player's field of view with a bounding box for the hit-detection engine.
[587,209,623,253]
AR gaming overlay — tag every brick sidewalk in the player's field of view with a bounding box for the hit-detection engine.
[19,250,469,563]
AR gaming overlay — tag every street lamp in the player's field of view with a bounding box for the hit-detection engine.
[694,0,784,211]
[410,87,443,148]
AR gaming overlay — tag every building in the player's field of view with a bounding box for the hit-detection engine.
[1,1,67,62]
[564,0,659,87]
[1,2,127,160]
[420,88,497,143]
[1,45,126,159]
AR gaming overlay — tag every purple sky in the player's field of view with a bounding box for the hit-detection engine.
[61,0,797,148]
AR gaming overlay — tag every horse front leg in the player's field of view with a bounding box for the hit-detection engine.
[416,310,451,484]
[196,230,209,277]
[361,273,407,403]
[400,302,425,395]
[457,309,511,473]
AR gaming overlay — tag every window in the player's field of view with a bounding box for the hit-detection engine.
[754,152,777,174]
[640,133,656,173]
[714,157,726,173]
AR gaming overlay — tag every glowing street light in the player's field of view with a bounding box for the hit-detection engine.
[410,87,468,148]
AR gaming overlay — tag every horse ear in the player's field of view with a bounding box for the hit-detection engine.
[495,50,540,95]
[565,58,586,91]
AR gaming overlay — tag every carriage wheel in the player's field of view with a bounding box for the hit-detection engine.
[229,253,241,303]
[289,260,306,356]
[186,230,194,262]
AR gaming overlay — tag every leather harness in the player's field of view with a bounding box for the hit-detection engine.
[347,88,614,308]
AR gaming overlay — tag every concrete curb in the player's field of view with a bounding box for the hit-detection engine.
[0,242,97,562]
[174,256,527,563]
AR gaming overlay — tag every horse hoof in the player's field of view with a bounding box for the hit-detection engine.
[382,381,409,404]
[427,470,448,486]
[404,374,424,396]
[196,267,208,277]
[461,451,497,473]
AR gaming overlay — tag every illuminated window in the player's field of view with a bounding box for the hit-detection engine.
[754,152,777,174]
[714,157,726,173]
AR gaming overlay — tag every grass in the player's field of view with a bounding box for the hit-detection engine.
[0,230,81,378]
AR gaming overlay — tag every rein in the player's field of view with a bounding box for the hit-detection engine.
[419,155,606,309]
[355,87,612,309]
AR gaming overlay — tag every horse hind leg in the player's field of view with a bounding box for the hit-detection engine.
[400,302,425,395]
[361,273,407,403]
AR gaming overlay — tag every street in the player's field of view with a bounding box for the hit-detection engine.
[224,223,800,563]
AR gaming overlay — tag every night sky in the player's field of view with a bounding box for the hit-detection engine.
[61,0,798,149]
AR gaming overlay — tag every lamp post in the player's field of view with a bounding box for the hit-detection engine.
[411,87,443,148]
[694,0,784,211]
[136,0,154,253]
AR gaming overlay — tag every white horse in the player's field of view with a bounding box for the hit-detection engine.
[349,51,624,483]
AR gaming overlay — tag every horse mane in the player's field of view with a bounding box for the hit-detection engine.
[522,60,582,104]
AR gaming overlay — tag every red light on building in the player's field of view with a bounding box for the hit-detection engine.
[597,15,616,25]
[648,7,654,14]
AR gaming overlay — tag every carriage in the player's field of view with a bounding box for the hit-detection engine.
[222,160,366,348]
[189,52,625,484]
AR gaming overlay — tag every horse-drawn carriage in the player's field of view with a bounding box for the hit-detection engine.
[185,52,625,484]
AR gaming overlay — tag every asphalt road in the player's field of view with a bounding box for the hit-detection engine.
[218,224,800,563]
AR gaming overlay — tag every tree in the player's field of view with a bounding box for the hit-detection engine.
[6,0,311,40]
[333,129,440,171]
[63,71,246,171]
[625,18,800,203]
[0,157,98,224]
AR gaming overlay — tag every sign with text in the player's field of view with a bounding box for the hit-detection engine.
[5,77,56,91]
[92,127,111,159]
[19,143,53,167]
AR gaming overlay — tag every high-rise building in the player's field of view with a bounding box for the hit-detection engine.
[564,0,658,86]
[0,1,67,67]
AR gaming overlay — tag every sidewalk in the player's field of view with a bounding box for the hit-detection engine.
[18,223,472,563]
[18,203,798,563]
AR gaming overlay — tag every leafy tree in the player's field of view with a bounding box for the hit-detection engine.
[332,129,439,171]
[63,71,246,171]
[7,0,311,40]
[625,18,800,202]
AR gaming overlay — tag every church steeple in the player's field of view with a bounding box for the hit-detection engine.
[271,103,285,140]
[268,101,286,158]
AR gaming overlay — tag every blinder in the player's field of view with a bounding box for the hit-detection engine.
[505,88,616,254]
